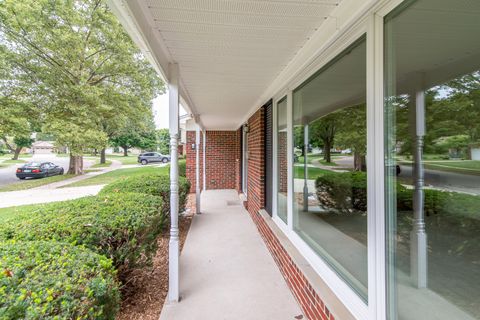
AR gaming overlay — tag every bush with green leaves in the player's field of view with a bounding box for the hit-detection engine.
[0,193,164,278]
[316,170,480,221]
[315,170,367,213]
[99,172,191,214]
[0,241,120,320]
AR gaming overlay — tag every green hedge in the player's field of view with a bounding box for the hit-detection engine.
[0,193,164,278]
[167,159,186,177]
[99,172,190,215]
[315,171,367,213]
[0,241,119,320]
[315,170,480,220]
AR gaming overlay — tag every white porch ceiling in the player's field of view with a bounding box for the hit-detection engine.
[127,0,342,130]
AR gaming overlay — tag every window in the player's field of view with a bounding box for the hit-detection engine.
[276,97,288,223]
[385,0,480,319]
[292,37,368,300]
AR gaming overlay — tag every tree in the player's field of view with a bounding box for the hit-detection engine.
[335,104,367,171]
[0,0,163,174]
[111,116,157,156]
[310,114,338,163]
[157,128,170,154]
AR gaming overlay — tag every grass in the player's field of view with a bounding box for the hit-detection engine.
[2,159,27,164]
[106,154,139,165]
[0,203,49,223]
[63,166,167,187]
[0,174,76,192]
[90,160,112,168]
[423,161,480,175]
[400,159,480,175]
[294,166,331,180]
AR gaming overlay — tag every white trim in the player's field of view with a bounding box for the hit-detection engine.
[272,97,278,221]
[168,62,180,303]
[286,91,294,231]
[195,125,201,214]
[273,0,401,320]
[273,95,289,228]
[202,130,206,192]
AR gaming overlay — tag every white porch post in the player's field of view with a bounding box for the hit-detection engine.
[202,130,206,191]
[410,89,428,288]
[168,63,180,302]
[303,124,309,212]
[195,124,201,214]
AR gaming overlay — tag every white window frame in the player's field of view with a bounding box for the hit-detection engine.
[269,1,410,319]
[272,94,290,234]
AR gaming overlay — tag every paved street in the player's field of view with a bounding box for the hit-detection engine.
[312,155,480,195]
[399,164,480,195]
[0,155,93,188]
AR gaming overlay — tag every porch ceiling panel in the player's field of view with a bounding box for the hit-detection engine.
[137,0,341,130]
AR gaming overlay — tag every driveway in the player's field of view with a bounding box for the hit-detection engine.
[0,155,94,188]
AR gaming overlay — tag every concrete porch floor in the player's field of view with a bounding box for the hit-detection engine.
[159,189,302,320]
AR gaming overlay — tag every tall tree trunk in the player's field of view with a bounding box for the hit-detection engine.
[122,146,128,156]
[68,154,83,175]
[353,152,366,171]
[323,141,332,163]
[12,146,22,160]
[100,148,106,164]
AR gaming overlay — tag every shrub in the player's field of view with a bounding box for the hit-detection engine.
[315,171,367,213]
[99,172,191,214]
[0,241,120,320]
[0,193,164,278]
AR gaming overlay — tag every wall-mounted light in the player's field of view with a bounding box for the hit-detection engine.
[191,143,196,150]
[243,123,249,133]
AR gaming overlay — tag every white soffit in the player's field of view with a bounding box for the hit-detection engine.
[136,0,342,130]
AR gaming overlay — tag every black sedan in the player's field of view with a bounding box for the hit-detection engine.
[16,162,64,180]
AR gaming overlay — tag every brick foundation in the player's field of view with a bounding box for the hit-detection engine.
[248,210,336,320]
[244,107,337,320]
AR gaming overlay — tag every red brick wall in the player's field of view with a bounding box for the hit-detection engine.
[249,210,336,320]
[245,107,266,215]
[186,130,240,192]
[245,107,336,320]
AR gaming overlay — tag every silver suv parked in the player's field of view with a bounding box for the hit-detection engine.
[137,152,170,165]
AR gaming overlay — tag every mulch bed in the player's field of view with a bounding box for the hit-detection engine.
[116,194,195,320]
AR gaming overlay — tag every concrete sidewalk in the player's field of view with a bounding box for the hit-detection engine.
[160,189,302,320]
[0,185,105,208]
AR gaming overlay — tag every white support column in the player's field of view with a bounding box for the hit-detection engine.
[168,63,180,303]
[410,89,428,289]
[203,130,206,191]
[303,124,309,212]
[195,125,201,214]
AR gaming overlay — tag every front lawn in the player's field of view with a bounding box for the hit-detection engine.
[2,159,27,164]
[0,174,76,192]
[294,166,331,180]
[106,154,139,165]
[91,160,112,168]
[63,165,167,187]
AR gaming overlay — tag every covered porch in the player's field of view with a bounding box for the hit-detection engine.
[159,189,302,320]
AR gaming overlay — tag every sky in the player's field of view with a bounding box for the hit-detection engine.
[152,91,188,129]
